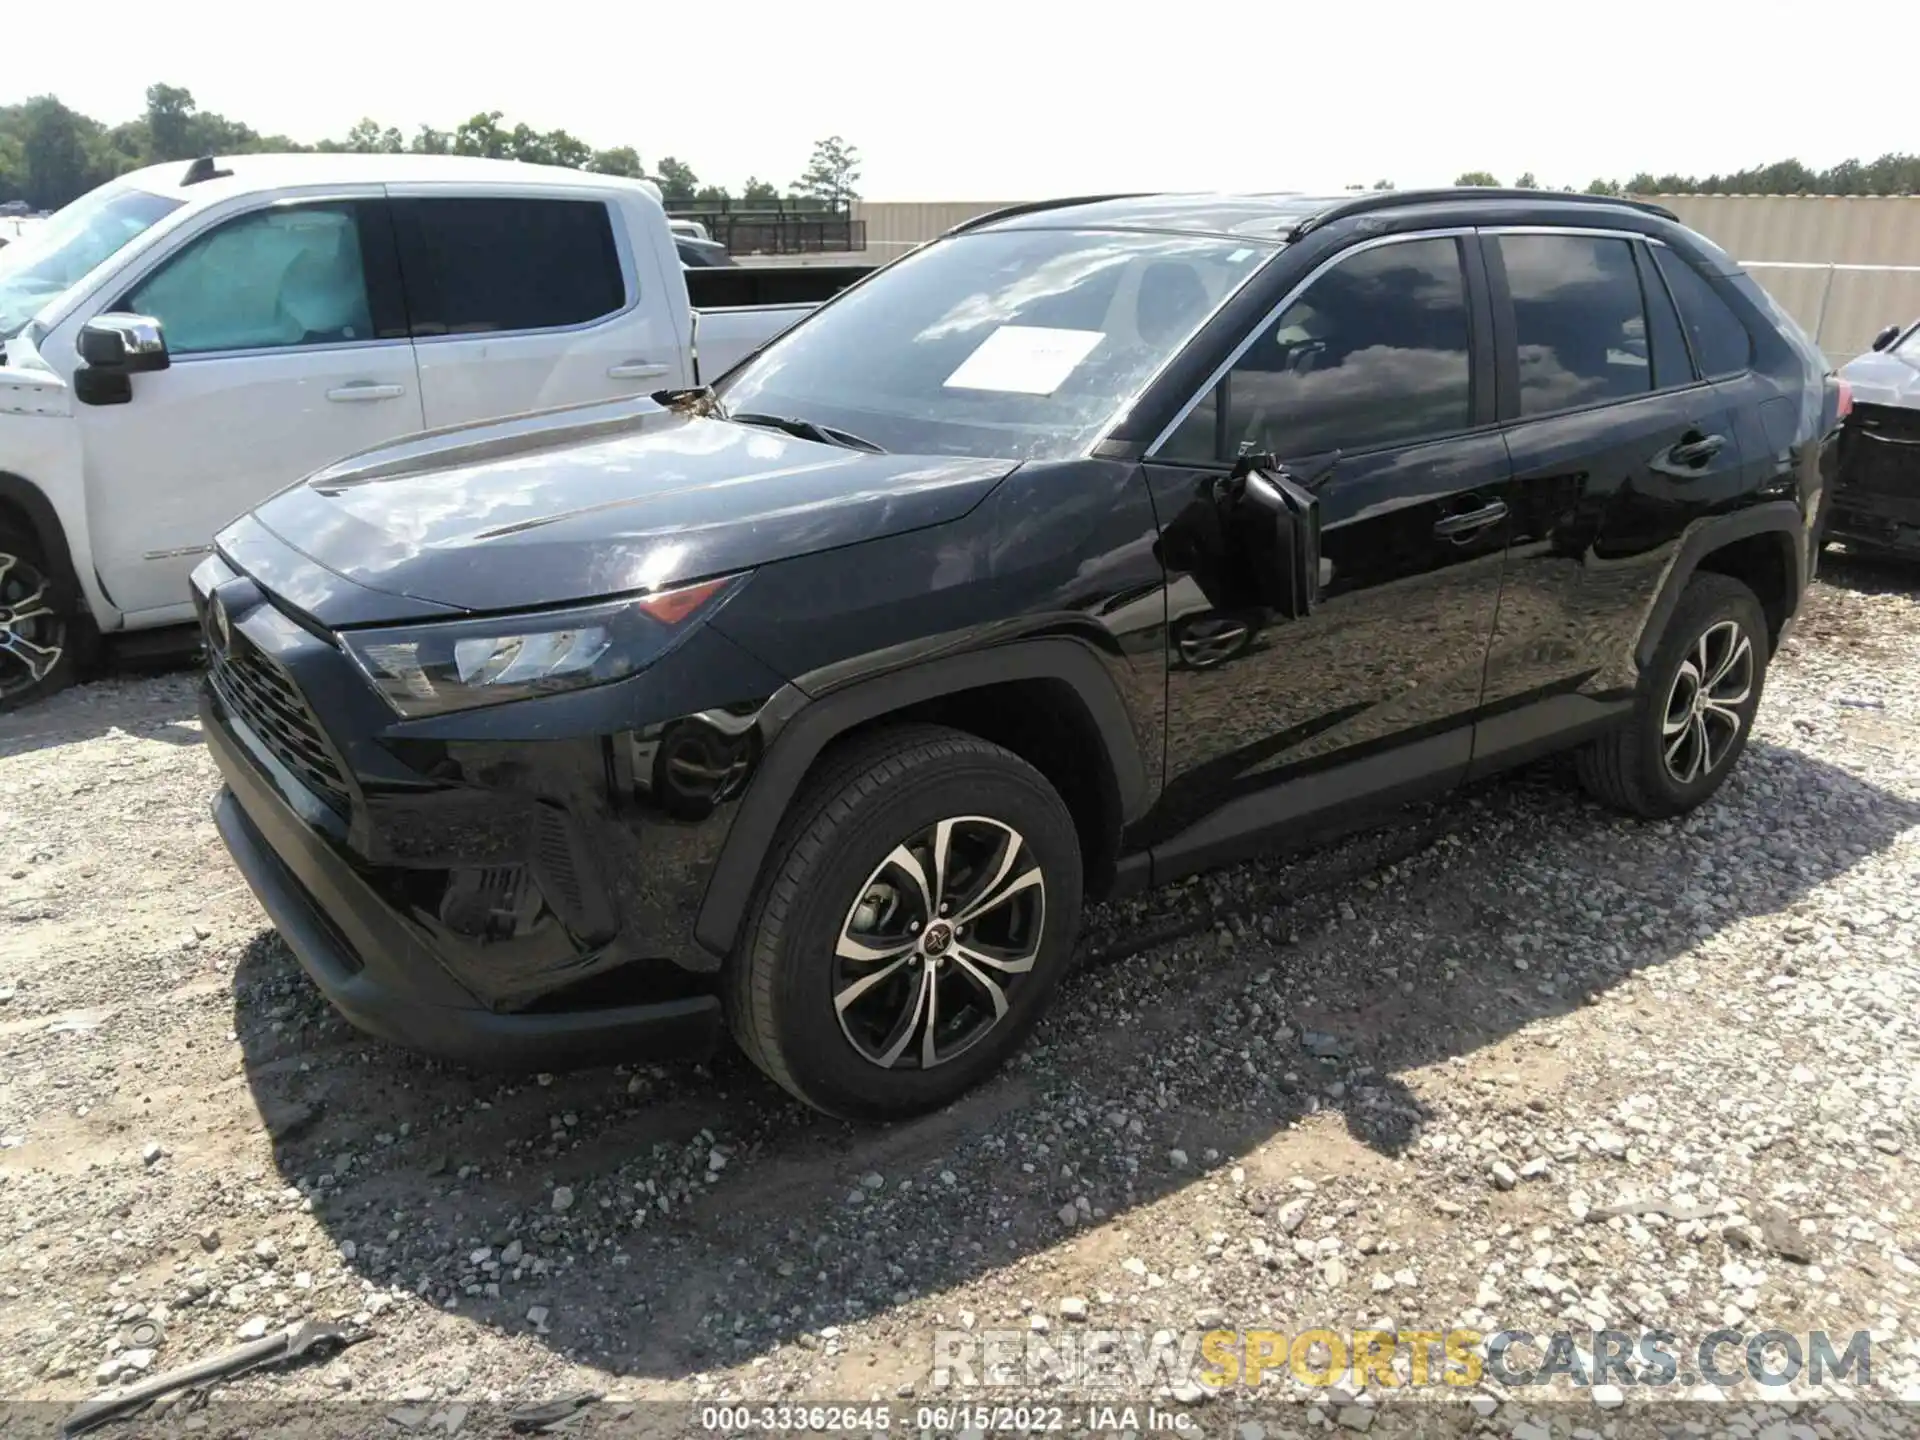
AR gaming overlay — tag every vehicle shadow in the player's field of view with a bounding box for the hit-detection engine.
[1814,546,1920,598]
[231,738,1920,1384]
[0,668,203,761]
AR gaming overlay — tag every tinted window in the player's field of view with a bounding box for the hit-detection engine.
[127,203,373,355]
[397,198,625,335]
[1163,236,1472,462]
[716,228,1270,462]
[1654,246,1752,378]
[1498,234,1650,416]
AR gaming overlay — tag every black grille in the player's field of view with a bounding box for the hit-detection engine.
[1846,404,1920,500]
[208,638,353,815]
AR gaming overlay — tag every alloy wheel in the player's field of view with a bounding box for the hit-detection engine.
[0,551,64,706]
[1662,618,1752,785]
[832,815,1046,1070]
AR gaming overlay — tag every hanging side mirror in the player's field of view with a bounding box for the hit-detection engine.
[1224,451,1321,620]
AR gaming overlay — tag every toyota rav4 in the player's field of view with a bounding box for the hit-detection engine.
[195,189,1843,1119]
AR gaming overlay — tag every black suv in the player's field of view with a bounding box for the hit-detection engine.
[196,190,1842,1120]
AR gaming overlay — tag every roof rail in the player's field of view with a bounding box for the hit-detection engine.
[1287,188,1678,240]
[944,193,1158,237]
[180,156,234,186]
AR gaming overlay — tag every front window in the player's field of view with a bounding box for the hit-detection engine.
[716,228,1275,460]
[0,185,183,340]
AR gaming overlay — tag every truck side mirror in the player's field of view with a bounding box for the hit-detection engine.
[74,314,170,407]
[79,314,171,372]
[1871,322,1903,353]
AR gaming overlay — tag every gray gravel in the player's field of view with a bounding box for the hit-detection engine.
[2,558,1918,1439]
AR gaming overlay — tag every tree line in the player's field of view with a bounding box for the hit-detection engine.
[0,84,862,213]
[1447,156,1920,196]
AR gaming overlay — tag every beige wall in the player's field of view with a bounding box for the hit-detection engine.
[856,194,1920,362]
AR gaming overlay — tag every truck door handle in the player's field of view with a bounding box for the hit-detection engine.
[608,361,671,380]
[325,383,406,402]
[1433,500,1508,539]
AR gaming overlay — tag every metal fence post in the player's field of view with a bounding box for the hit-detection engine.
[1810,263,1839,363]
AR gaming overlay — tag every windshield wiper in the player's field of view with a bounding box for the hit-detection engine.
[726,411,887,454]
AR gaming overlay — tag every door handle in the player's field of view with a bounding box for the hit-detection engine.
[1433,500,1509,539]
[325,383,406,402]
[608,361,671,380]
[1668,433,1727,467]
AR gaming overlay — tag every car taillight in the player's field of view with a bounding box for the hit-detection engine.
[1835,377,1853,422]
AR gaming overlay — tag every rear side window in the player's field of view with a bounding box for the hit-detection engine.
[1496,234,1650,416]
[393,197,626,336]
[1653,247,1752,377]
[1161,235,1473,461]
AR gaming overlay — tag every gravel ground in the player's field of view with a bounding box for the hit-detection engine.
[2,557,1919,1440]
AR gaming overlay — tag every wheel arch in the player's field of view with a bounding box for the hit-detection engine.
[0,471,85,614]
[1633,500,1804,672]
[693,638,1150,958]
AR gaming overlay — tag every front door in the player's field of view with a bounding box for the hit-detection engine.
[78,197,422,617]
[1141,232,1510,872]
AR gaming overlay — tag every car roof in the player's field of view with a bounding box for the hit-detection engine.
[967,189,1677,244]
[113,152,663,204]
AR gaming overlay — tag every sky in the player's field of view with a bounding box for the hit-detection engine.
[11,0,1915,201]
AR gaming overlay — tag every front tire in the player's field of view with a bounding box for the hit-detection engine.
[726,725,1083,1120]
[0,523,76,713]
[1576,572,1769,819]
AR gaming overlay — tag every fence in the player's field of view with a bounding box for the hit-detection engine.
[1736,262,1920,367]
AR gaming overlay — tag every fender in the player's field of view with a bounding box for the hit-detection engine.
[692,638,1150,957]
[1632,500,1805,671]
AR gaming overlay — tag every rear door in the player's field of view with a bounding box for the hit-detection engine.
[387,190,688,428]
[1141,232,1511,860]
[1473,228,1748,773]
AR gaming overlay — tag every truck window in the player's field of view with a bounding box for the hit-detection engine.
[393,197,626,336]
[126,203,378,356]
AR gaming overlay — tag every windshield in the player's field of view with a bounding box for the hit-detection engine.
[716,228,1275,460]
[0,186,183,340]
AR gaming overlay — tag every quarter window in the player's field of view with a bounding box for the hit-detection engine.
[1497,234,1650,417]
[126,203,375,356]
[394,197,626,335]
[1653,246,1753,378]
[1162,236,1473,462]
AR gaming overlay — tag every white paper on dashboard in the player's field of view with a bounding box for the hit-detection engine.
[942,325,1106,395]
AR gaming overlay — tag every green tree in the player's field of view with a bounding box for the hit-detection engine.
[693,183,732,205]
[589,146,643,177]
[342,118,404,154]
[1371,178,1394,191]
[1514,170,1537,189]
[740,176,780,205]
[1454,170,1500,187]
[17,96,96,210]
[411,125,452,155]
[792,135,861,205]
[452,111,511,159]
[144,83,197,161]
[654,156,698,204]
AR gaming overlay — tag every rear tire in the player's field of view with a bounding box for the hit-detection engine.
[0,523,76,713]
[1576,572,1769,819]
[725,724,1083,1120]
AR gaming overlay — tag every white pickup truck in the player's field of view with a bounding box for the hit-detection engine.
[0,153,872,708]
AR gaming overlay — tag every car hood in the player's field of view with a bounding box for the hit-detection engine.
[245,398,1014,616]
[1839,347,1920,407]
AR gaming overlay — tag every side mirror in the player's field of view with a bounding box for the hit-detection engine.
[79,313,170,373]
[1229,453,1321,619]
[1871,323,1903,353]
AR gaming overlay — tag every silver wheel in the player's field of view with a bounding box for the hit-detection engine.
[832,815,1046,1070]
[1661,618,1752,785]
[1176,614,1252,669]
[0,550,65,706]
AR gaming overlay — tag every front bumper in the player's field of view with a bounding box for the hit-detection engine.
[207,699,723,1068]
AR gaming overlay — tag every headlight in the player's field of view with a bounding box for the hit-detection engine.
[340,574,742,717]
